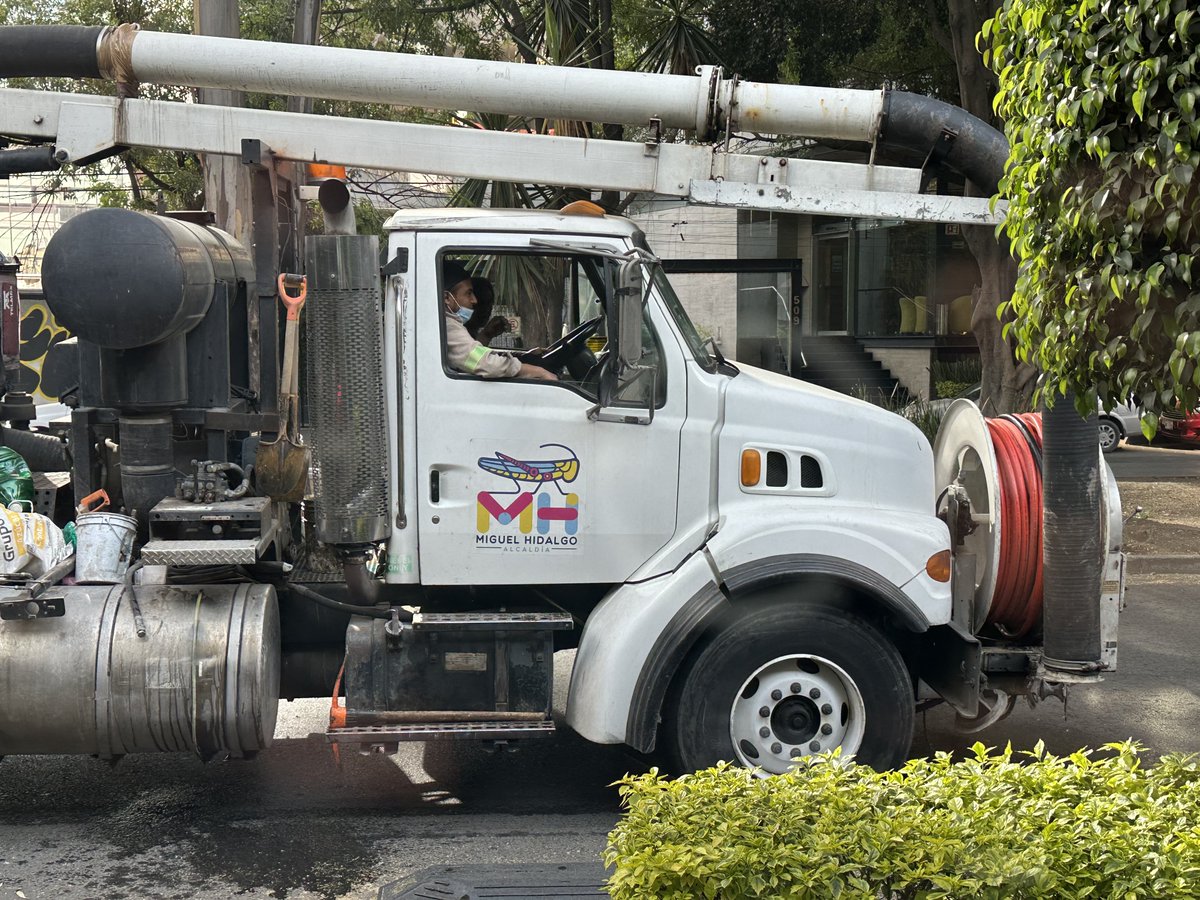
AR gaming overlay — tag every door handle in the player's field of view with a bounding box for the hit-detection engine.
[430,469,440,503]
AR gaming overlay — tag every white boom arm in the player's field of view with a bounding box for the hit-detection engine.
[0,88,1000,225]
[0,25,1007,224]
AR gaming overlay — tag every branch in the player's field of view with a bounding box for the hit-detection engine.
[123,156,143,204]
[924,0,955,58]
[128,155,175,194]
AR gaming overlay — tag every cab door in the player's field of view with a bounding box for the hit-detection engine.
[414,231,687,585]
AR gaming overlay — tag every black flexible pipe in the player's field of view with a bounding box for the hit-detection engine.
[0,146,60,176]
[0,426,70,472]
[0,26,104,79]
[880,91,1009,194]
[879,92,1107,677]
[286,581,412,621]
[1041,394,1103,672]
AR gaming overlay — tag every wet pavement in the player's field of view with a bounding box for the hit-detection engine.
[1,576,1197,899]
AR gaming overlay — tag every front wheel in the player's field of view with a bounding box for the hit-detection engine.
[664,602,914,774]
[1098,417,1122,453]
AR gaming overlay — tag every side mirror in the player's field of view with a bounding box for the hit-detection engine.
[616,259,644,369]
[591,258,654,425]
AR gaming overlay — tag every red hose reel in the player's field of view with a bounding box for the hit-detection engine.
[933,403,1060,640]
[984,413,1044,638]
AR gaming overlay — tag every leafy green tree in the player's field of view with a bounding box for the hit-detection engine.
[987,0,1200,422]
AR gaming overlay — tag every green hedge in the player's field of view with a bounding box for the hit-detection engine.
[605,743,1200,899]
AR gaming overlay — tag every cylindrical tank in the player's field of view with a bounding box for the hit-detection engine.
[42,208,221,351]
[0,583,280,759]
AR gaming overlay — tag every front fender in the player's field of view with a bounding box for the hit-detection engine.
[567,512,952,753]
[566,551,721,747]
[704,507,952,628]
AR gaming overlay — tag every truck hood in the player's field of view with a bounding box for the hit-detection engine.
[719,363,935,515]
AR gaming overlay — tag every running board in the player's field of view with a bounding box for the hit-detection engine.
[327,720,557,744]
[411,612,574,631]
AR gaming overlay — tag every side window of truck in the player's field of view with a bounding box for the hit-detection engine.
[438,250,665,406]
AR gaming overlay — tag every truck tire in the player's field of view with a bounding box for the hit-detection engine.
[664,601,914,774]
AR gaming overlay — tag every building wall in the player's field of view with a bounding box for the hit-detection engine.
[629,200,739,355]
[865,347,933,399]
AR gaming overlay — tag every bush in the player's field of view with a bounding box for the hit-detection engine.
[935,380,974,401]
[605,743,1200,899]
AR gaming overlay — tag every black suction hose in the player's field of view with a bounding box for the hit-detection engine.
[879,91,1008,194]
[0,26,104,79]
[0,426,70,472]
[879,92,1104,674]
[1041,395,1104,672]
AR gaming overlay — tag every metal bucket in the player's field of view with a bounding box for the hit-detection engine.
[74,511,137,584]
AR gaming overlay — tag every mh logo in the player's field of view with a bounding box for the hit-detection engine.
[475,444,581,549]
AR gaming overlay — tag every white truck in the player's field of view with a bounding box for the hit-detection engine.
[0,24,1122,775]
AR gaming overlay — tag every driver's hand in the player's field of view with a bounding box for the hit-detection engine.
[518,363,557,381]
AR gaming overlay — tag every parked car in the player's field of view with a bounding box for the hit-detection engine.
[1159,408,1200,442]
[911,385,1139,452]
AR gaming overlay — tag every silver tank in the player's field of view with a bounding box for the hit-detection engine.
[0,583,280,759]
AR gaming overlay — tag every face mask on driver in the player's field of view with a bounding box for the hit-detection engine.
[455,306,474,324]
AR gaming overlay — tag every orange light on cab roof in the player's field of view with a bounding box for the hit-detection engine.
[926,550,952,583]
[307,163,347,182]
[740,449,761,487]
[561,200,606,217]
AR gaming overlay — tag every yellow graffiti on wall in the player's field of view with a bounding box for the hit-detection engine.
[19,299,70,403]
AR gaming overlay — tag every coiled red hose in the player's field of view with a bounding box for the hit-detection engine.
[985,412,1044,638]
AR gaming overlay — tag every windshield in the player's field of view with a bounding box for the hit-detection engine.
[652,266,719,370]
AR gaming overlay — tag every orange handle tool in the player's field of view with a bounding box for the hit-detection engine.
[277,273,307,322]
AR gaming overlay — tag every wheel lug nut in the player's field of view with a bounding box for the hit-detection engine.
[771,742,782,754]
[759,727,770,738]
[809,740,821,751]
[821,723,833,735]
[809,688,821,699]
[759,706,770,717]
[821,703,833,715]
[789,682,802,693]
[771,689,783,701]
[790,747,803,758]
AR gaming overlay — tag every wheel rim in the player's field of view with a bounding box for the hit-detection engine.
[729,654,867,775]
[1098,420,1119,451]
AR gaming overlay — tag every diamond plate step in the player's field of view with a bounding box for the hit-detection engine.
[378,863,609,899]
[412,612,574,631]
[141,537,266,566]
[327,721,557,743]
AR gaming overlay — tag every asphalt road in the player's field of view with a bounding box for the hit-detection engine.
[1107,437,1200,479]
[0,576,1196,900]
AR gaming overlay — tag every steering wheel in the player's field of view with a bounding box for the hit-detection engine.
[527,315,603,377]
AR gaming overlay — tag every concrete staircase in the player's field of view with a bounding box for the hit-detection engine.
[797,335,906,402]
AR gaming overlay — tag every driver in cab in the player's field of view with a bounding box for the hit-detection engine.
[442,260,556,381]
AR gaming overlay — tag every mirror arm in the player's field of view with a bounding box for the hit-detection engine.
[588,363,655,426]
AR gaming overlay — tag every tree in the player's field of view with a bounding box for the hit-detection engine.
[987,0,1200,424]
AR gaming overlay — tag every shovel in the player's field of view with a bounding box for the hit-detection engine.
[256,273,309,502]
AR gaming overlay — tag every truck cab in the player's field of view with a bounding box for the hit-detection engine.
[374,206,954,771]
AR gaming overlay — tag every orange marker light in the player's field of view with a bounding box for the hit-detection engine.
[926,550,952,583]
[741,449,761,487]
[307,162,347,182]
[561,200,606,217]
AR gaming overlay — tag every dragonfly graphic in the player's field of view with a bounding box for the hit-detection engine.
[477,443,579,495]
